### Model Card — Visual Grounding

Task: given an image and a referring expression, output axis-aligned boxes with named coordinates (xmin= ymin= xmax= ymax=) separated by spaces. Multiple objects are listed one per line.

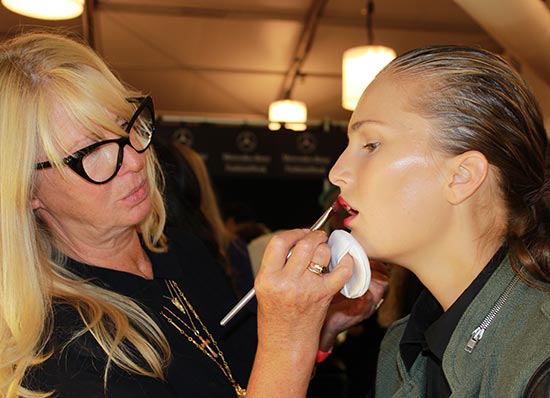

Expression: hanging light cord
xmin=366 ymin=0 xmax=374 ymax=45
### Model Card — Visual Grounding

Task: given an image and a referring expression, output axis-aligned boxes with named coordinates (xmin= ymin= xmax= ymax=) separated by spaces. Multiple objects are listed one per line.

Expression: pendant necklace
xmin=160 ymin=279 xmax=246 ymax=398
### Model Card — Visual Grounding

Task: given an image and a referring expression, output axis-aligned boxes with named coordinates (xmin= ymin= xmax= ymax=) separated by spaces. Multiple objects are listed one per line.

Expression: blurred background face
xmin=329 ymin=73 xmax=454 ymax=267
xmin=32 ymin=107 xmax=152 ymax=237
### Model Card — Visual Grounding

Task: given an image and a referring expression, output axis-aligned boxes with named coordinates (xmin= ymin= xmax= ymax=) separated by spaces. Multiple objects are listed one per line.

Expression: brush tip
xmin=332 ymin=197 xmax=342 ymax=211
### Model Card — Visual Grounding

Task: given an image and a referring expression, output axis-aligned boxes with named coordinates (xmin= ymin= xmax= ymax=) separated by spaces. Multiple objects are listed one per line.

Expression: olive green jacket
xmin=375 ymin=257 xmax=550 ymax=397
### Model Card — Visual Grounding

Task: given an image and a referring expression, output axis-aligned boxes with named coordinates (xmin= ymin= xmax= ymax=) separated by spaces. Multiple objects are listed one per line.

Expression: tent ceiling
xmin=1 ymin=0 xmax=548 ymax=123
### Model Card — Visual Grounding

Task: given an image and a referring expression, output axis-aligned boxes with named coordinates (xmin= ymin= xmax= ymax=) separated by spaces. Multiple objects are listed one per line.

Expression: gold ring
xmin=307 ymin=261 xmax=327 ymax=276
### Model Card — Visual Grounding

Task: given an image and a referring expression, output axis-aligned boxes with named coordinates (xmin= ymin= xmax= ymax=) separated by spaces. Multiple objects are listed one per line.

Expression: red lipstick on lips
xmin=337 ymin=195 xmax=359 ymax=228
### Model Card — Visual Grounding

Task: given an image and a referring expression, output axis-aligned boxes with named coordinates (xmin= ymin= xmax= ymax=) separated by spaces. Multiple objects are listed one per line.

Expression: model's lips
xmin=337 ymin=195 xmax=359 ymax=215
xmin=337 ymin=195 xmax=359 ymax=227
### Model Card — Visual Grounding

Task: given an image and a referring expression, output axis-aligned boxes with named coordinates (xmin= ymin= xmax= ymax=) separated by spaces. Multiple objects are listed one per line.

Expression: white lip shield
xmin=327 ymin=230 xmax=371 ymax=298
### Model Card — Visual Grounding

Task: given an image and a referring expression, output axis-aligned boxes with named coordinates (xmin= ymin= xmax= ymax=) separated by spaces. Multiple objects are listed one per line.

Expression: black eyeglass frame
xmin=36 ymin=96 xmax=155 ymax=184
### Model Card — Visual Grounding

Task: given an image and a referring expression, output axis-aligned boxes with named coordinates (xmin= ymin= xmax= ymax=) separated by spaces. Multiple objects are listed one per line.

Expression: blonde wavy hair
xmin=0 ymin=32 xmax=170 ymax=398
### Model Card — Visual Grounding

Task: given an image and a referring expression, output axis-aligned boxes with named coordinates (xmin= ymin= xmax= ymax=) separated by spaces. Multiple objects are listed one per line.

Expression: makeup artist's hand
xmin=319 ymin=260 xmax=389 ymax=351
xmin=248 ymin=229 xmax=353 ymax=397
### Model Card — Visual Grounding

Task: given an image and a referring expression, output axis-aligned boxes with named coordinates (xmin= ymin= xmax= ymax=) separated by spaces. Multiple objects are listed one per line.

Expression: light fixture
xmin=342 ymin=45 xmax=396 ymax=111
xmin=268 ymin=99 xmax=307 ymax=132
xmin=2 ymin=0 xmax=84 ymax=20
xmin=341 ymin=0 xmax=396 ymax=111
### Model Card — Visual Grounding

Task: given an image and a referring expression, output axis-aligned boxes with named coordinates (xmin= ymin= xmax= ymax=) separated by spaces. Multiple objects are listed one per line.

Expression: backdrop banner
xmin=157 ymin=122 xmax=348 ymax=179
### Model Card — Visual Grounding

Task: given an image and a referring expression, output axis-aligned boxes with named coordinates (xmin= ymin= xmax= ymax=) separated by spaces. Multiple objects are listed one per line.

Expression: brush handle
xmin=219 ymin=287 xmax=256 ymax=326
xmin=219 ymin=202 xmax=338 ymax=326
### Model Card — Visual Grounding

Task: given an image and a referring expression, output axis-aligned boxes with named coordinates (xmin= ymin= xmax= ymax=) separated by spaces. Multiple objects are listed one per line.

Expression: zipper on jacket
xmin=464 ymin=274 xmax=520 ymax=353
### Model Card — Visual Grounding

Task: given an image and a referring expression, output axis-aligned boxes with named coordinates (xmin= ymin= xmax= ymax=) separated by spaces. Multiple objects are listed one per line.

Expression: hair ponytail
xmin=508 ymin=182 xmax=550 ymax=286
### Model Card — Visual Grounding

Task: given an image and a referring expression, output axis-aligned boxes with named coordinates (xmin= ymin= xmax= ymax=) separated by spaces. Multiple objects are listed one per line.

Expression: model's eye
xmin=363 ymin=142 xmax=380 ymax=152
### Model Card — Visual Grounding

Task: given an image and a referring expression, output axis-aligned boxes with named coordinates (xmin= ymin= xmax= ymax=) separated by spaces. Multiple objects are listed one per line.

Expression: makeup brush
xmin=220 ymin=200 xmax=341 ymax=326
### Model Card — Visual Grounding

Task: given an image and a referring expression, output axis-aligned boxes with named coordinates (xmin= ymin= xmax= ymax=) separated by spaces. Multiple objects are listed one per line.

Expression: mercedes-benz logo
xmin=172 ymin=128 xmax=194 ymax=146
xmin=296 ymin=133 xmax=317 ymax=154
xmin=236 ymin=130 xmax=258 ymax=153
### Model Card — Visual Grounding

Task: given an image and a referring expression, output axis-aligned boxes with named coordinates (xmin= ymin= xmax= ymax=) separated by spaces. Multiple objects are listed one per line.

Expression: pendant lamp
xmin=268 ymin=99 xmax=307 ymax=132
xmin=341 ymin=0 xmax=396 ymax=111
xmin=2 ymin=0 xmax=84 ymax=20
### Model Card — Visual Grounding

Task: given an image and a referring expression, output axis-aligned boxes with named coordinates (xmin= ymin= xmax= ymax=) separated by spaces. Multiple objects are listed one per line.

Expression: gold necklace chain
xmin=160 ymin=279 xmax=247 ymax=398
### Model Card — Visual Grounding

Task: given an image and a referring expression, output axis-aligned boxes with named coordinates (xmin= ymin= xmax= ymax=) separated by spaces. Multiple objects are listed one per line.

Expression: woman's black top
xmin=25 ymin=229 xmax=257 ymax=398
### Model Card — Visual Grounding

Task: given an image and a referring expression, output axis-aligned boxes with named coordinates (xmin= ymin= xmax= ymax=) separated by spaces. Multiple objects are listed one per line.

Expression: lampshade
xmin=2 ymin=0 xmax=84 ymax=20
xmin=268 ymin=99 xmax=307 ymax=132
xmin=342 ymin=45 xmax=396 ymax=111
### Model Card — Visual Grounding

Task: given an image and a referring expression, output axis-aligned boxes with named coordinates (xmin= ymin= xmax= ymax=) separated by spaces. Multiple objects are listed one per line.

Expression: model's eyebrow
xmin=349 ymin=119 xmax=387 ymax=132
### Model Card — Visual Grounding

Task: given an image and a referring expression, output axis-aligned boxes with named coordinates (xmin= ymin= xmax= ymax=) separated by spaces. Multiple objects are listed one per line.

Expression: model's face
xmin=329 ymin=73 xmax=453 ymax=266
xmin=32 ymin=108 xmax=152 ymax=238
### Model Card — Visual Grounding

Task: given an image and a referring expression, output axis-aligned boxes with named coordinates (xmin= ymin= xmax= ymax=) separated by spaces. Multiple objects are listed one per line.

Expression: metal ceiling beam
xmin=95 ymin=1 xmax=485 ymax=33
xmin=96 ymin=2 xmax=308 ymax=21
xmin=278 ymin=0 xmax=328 ymax=100
xmin=82 ymin=0 xmax=97 ymax=49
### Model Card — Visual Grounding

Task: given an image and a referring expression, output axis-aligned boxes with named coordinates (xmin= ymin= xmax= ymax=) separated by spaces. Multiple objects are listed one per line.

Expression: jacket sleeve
xmin=524 ymin=357 xmax=550 ymax=398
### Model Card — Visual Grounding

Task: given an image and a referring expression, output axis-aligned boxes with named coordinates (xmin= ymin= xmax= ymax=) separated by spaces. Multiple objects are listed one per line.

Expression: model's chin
xmin=348 ymin=229 xmax=370 ymax=254
xmin=343 ymin=213 xmax=359 ymax=228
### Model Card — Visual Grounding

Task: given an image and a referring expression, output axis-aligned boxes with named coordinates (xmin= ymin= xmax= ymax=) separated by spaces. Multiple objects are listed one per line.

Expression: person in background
xmin=248 ymin=230 xmax=277 ymax=277
xmin=156 ymin=139 xmax=255 ymax=299
xmin=255 ymin=44 xmax=550 ymax=397
xmin=223 ymin=201 xmax=270 ymax=244
xmin=1 ymin=31 xmax=384 ymax=398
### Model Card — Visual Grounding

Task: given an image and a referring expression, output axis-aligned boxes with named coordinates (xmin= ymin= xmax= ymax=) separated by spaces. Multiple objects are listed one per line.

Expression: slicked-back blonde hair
xmin=0 ymin=32 xmax=170 ymax=398
xmin=380 ymin=45 xmax=549 ymax=286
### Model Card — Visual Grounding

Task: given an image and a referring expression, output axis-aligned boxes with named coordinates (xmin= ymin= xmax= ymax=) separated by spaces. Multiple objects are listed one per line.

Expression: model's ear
xmin=445 ymin=151 xmax=489 ymax=205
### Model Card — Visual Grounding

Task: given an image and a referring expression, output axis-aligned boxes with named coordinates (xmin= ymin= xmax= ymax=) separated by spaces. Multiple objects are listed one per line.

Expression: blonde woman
xmin=1 ymin=32 xmax=379 ymax=398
